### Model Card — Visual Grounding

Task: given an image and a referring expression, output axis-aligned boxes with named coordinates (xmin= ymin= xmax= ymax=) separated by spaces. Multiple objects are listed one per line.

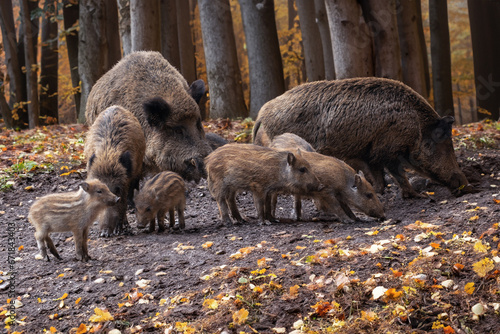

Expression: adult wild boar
xmin=85 ymin=51 xmax=212 ymax=182
xmin=254 ymin=78 xmax=470 ymax=198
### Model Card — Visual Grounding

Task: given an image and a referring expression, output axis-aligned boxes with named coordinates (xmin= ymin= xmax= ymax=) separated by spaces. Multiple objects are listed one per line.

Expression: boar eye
xmin=366 ymin=193 xmax=373 ymax=199
xmin=146 ymin=207 xmax=151 ymax=212
xmin=298 ymin=167 xmax=307 ymax=173
xmin=175 ymin=127 xmax=184 ymax=135
xmin=96 ymin=189 xmax=102 ymax=194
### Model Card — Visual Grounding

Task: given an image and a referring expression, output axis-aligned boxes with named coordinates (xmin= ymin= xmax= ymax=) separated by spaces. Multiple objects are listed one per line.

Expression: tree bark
xmin=315 ymin=0 xmax=335 ymax=80
xmin=106 ymin=0 xmax=122 ymax=64
xmin=325 ymin=0 xmax=373 ymax=79
xmin=429 ymin=0 xmax=454 ymax=117
xmin=20 ymin=0 xmax=40 ymax=128
xmin=396 ymin=0 xmax=429 ymax=98
xmin=63 ymin=0 xmax=81 ymax=114
xmin=467 ymin=0 xmax=500 ymax=121
xmin=198 ymin=0 xmax=247 ymax=119
xmin=117 ymin=0 xmax=132 ymax=56
xmin=239 ymin=0 xmax=285 ymax=118
xmin=40 ymin=1 xmax=59 ymax=124
xmin=131 ymin=0 xmax=161 ymax=52
xmin=360 ymin=0 xmax=402 ymax=80
xmin=160 ymin=0 xmax=180 ymax=68
xmin=176 ymin=0 xmax=197 ymax=83
xmin=288 ymin=0 xmax=296 ymax=29
xmin=296 ymin=0 xmax=324 ymax=82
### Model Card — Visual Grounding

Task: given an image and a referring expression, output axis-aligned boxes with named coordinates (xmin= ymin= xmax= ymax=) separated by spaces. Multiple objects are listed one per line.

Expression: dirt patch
xmin=1 ymin=124 xmax=500 ymax=334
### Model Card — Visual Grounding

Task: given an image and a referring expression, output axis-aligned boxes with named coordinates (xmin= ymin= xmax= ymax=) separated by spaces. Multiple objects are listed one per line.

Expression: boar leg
xmin=386 ymin=163 xmax=425 ymax=198
xmin=35 ymin=231 xmax=49 ymax=261
xmin=177 ymin=207 xmax=185 ymax=230
xmin=227 ymin=190 xmax=246 ymax=224
xmin=263 ymin=193 xmax=279 ymax=223
xmin=73 ymin=230 xmax=85 ymax=261
xmin=45 ymin=236 xmax=62 ymax=260
xmin=293 ymin=195 xmax=302 ymax=221
xmin=168 ymin=209 xmax=176 ymax=230
xmin=81 ymin=227 xmax=91 ymax=261
xmin=149 ymin=219 xmax=156 ymax=233
xmin=270 ymin=193 xmax=278 ymax=218
xmin=215 ymin=193 xmax=232 ymax=225
xmin=156 ymin=210 xmax=166 ymax=232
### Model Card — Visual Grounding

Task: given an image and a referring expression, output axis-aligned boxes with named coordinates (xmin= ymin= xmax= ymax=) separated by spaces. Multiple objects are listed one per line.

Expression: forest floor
xmin=1 ymin=119 xmax=499 ymax=334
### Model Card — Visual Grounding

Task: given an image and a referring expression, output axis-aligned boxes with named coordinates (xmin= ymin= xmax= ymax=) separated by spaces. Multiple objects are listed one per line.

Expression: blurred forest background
xmin=0 ymin=0 xmax=499 ymax=130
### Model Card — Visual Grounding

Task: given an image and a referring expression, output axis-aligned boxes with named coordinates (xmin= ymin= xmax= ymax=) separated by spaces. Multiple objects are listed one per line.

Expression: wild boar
xmin=205 ymin=143 xmax=322 ymax=225
xmin=85 ymin=51 xmax=212 ymax=182
xmin=253 ymin=77 xmax=470 ymax=198
xmin=28 ymin=179 xmax=119 ymax=262
xmin=134 ymin=171 xmax=186 ymax=233
xmin=84 ymin=105 xmax=146 ymax=236
xmin=270 ymin=133 xmax=385 ymax=222
xmin=205 ymin=132 xmax=228 ymax=150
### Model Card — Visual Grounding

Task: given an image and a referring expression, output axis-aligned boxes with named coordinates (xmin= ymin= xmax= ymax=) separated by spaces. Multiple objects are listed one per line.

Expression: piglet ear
xmin=189 ymin=79 xmax=206 ymax=104
xmin=287 ymin=152 xmax=296 ymax=166
xmin=81 ymin=182 xmax=90 ymax=193
xmin=144 ymin=97 xmax=171 ymax=126
xmin=354 ymin=173 xmax=362 ymax=188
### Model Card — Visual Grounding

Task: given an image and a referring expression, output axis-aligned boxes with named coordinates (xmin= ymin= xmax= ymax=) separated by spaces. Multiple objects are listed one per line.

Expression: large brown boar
xmin=85 ymin=105 xmax=146 ymax=236
xmin=269 ymin=133 xmax=385 ymax=222
xmin=254 ymin=77 xmax=470 ymax=198
xmin=28 ymin=179 xmax=119 ymax=262
xmin=205 ymin=143 xmax=322 ymax=225
xmin=85 ymin=51 xmax=212 ymax=182
xmin=134 ymin=171 xmax=186 ymax=233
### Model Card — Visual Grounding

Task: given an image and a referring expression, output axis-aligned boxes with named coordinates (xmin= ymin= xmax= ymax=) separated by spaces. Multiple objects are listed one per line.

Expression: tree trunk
xmin=315 ymin=0 xmax=335 ymax=80
xmin=106 ymin=0 xmax=122 ymax=65
xmin=176 ymin=0 xmax=196 ymax=83
xmin=160 ymin=0 xmax=180 ymax=68
xmin=20 ymin=0 xmax=40 ymax=128
xmin=0 ymin=75 xmax=13 ymax=128
xmin=467 ymin=0 xmax=500 ymax=121
xmin=198 ymin=0 xmax=247 ymax=119
xmin=63 ymin=0 xmax=81 ymax=114
xmin=40 ymin=1 xmax=59 ymax=124
xmin=325 ymin=0 xmax=373 ymax=79
xmin=296 ymin=0 xmax=324 ymax=82
xmin=0 ymin=0 xmax=25 ymax=128
xmin=360 ymin=0 xmax=402 ymax=80
xmin=131 ymin=0 xmax=161 ymax=52
xmin=396 ymin=0 xmax=429 ymax=98
xmin=239 ymin=0 xmax=285 ymax=118
xmin=288 ymin=0 xmax=296 ymax=29
xmin=117 ymin=0 xmax=132 ymax=56
xmin=429 ymin=0 xmax=454 ymax=117
xmin=79 ymin=0 xmax=119 ymax=123
xmin=416 ymin=1 xmax=430 ymax=96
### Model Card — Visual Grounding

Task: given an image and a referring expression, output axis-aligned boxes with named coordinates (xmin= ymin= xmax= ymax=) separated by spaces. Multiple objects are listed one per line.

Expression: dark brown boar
xmin=205 ymin=143 xmax=322 ymax=225
xmin=84 ymin=105 xmax=146 ymax=236
xmin=85 ymin=51 xmax=212 ymax=182
xmin=254 ymin=77 xmax=471 ymax=198
xmin=28 ymin=179 xmax=119 ymax=262
xmin=134 ymin=171 xmax=186 ymax=233
xmin=270 ymin=133 xmax=385 ymax=222
xmin=205 ymin=132 xmax=228 ymax=150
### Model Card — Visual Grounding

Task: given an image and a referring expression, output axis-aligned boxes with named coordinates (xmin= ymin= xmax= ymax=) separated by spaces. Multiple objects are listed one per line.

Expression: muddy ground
xmin=1 ymin=125 xmax=500 ymax=334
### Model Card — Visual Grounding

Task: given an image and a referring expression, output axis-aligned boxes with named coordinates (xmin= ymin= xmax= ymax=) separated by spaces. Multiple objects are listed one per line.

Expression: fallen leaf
xmin=202 ymin=241 xmax=213 ymax=249
xmin=385 ymin=288 xmax=403 ymax=300
xmin=257 ymin=257 xmax=267 ymax=267
xmin=464 ymin=282 xmax=475 ymax=295
xmin=89 ymin=308 xmax=114 ymax=322
xmin=310 ymin=300 xmax=333 ymax=317
xmin=203 ymin=299 xmax=218 ymax=310
xmin=372 ymin=286 xmax=388 ymax=300
xmin=296 ymin=246 xmax=306 ymax=250
xmin=365 ymin=230 xmax=379 ymax=236
xmin=443 ymin=325 xmax=455 ymax=334
xmin=75 ymin=323 xmax=87 ymax=334
xmin=473 ymin=240 xmax=489 ymax=253
xmin=18 ymin=245 xmax=24 ymax=251
xmin=232 ymin=308 xmax=249 ymax=325
xmin=289 ymin=285 xmax=299 ymax=296
xmin=472 ymin=258 xmax=495 ymax=277
xmin=361 ymin=310 xmax=378 ymax=321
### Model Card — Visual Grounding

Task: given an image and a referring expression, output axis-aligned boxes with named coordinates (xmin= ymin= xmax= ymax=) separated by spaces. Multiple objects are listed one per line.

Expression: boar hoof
xmin=402 ymin=189 xmax=427 ymax=199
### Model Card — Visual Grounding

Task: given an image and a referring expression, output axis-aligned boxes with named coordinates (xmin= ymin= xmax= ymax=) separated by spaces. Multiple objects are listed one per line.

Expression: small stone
xmin=441 ymin=279 xmax=454 ymax=289
xmin=472 ymin=303 xmax=486 ymax=315
xmin=94 ymin=278 xmax=105 ymax=284
xmin=135 ymin=269 xmax=144 ymax=276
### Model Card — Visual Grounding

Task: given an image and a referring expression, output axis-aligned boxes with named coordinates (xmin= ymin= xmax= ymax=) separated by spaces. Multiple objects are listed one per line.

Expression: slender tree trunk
xmin=0 ymin=0 xmax=25 ymax=128
xmin=467 ymin=0 xmax=500 ymax=121
xmin=131 ymin=0 xmax=161 ymax=52
xmin=296 ymin=0 xmax=324 ymax=82
xmin=198 ymin=0 xmax=247 ymax=119
xmin=360 ymin=0 xmax=402 ymax=80
xmin=239 ymin=0 xmax=285 ymax=118
xmin=315 ymin=0 xmax=335 ymax=80
xmin=416 ymin=1 xmax=430 ymax=95
xmin=106 ymin=0 xmax=122 ymax=64
xmin=429 ymin=0 xmax=454 ymax=117
xmin=40 ymin=1 xmax=59 ymax=124
xmin=160 ymin=0 xmax=180 ymax=68
xmin=0 ymin=75 xmax=13 ymax=128
xmin=396 ymin=0 xmax=428 ymax=98
xmin=176 ymin=0 xmax=196 ymax=83
xmin=63 ymin=0 xmax=80 ymax=114
xmin=117 ymin=0 xmax=132 ymax=56
xmin=20 ymin=0 xmax=40 ymax=128
xmin=325 ymin=0 xmax=373 ymax=78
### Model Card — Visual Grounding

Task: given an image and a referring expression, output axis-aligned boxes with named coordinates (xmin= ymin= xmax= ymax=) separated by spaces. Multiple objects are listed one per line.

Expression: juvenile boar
xmin=85 ymin=105 xmax=145 ymax=236
xmin=270 ymin=133 xmax=385 ymax=222
xmin=85 ymin=51 xmax=212 ymax=182
xmin=134 ymin=171 xmax=186 ymax=233
xmin=205 ymin=143 xmax=322 ymax=225
xmin=205 ymin=132 xmax=228 ymax=150
xmin=254 ymin=77 xmax=470 ymax=198
xmin=28 ymin=179 xmax=119 ymax=262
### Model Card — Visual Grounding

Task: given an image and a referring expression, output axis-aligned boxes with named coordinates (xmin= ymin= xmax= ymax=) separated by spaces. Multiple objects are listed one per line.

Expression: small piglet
xmin=134 ymin=171 xmax=186 ymax=232
xmin=205 ymin=143 xmax=322 ymax=225
xmin=28 ymin=180 xmax=119 ymax=262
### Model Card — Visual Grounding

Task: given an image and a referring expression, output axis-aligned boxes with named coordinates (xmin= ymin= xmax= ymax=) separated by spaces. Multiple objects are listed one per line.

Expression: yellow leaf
xmin=239 ymin=247 xmax=255 ymax=254
xmin=289 ymin=285 xmax=299 ymax=296
xmin=253 ymin=286 xmax=263 ymax=293
xmin=432 ymin=321 xmax=445 ymax=329
xmin=430 ymin=242 xmax=441 ymax=249
xmin=385 ymin=288 xmax=403 ymax=300
xmin=75 ymin=297 xmax=81 ymax=305
xmin=50 ymin=327 xmax=57 ymax=333
xmin=58 ymin=274 xmax=64 ymax=278
xmin=296 ymin=246 xmax=306 ymax=250
xmin=473 ymin=240 xmax=489 ymax=253
xmin=89 ymin=307 xmax=114 ymax=322
xmin=232 ymin=308 xmax=249 ymax=325
xmin=54 ymin=293 xmax=68 ymax=300
xmin=159 ymin=298 xmax=168 ymax=306
xmin=202 ymin=241 xmax=213 ymax=249
xmin=472 ymin=258 xmax=495 ymax=277
xmin=469 ymin=215 xmax=479 ymax=221
xmin=257 ymin=257 xmax=267 ymax=267
xmin=464 ymin=282 xmax=475 ymax=295
xmin=365 ymin=230 xmax=379 ymax=236
xmin=18 ymin=245 xmax=24 ymax=251
xmin=75 ymin=323 xmax=87 ymax=334
xmin=310 ymin=300 xmax=333 ymax=317
xmin=361 ymin=310 xmax=378 ymax=321
xmin=203 ymin=299 xmax=218 ymax=310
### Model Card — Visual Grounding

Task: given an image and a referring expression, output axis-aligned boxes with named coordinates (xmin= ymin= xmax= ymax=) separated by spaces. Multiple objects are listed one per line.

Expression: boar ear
xmin=354 ymin=173 xmax=362 ymax=189
xmin=144 ymin=97 xmax=171 ymax=126
xmin=88 ymin=153 xmax=96 ymax=169
xmin=287 ymin=152 xmax=296 ymax=166
xmin=119 ymin=151 xmax=133 ymax=177
xmin=189 ymin=79 xmax=206 ymax=104
xmin=296 ymin=148 xmax=302 ymax=157
xmin=81 ymin=182 xmax=90 ymax=193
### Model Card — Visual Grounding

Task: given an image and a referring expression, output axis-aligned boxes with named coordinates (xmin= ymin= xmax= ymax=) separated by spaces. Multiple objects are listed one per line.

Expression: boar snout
xmin=448 ymin=171 xmax=470 ymax=196
xmin=182 ymin=157 xmax=206 ymax=182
